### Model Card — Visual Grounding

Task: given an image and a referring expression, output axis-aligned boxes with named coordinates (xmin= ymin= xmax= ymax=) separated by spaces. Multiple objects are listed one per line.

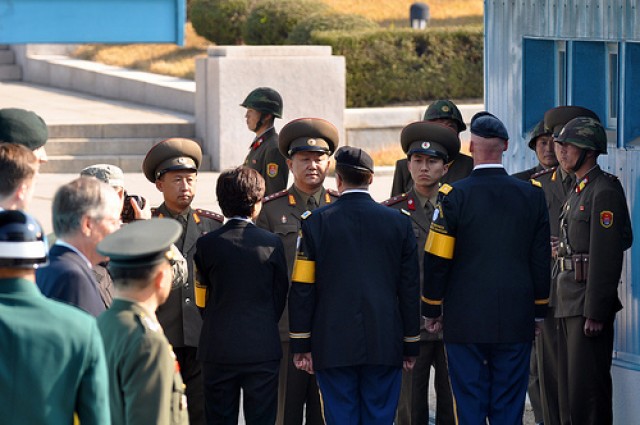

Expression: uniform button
xmin=184 ymin=283 xmax=189 ymax=289
xmin=185 ymin=298 xmax=191 ymax=304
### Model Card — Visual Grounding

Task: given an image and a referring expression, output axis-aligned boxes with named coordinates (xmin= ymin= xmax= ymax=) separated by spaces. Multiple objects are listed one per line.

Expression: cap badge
xmin=307 ymin=138 xmax=317 ymax=146
xmin=177 ymin=157 xmax=186 ymax=164
xmin=421 ymin=142 xmax=431 ymax=150
xmin=442 ymin=105 xmax=450 ymax=113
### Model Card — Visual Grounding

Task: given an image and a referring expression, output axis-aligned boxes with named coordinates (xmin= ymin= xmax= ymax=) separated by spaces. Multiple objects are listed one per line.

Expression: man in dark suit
xmin=289 ymin=146 xmax=420 ymax=425
xmin=143 ymin=137 xmax=224 ymax=425
xmin=383 ymin=121 xmax=459 ymax=425
xmin=242 ymin=87 xmax=288 ymax=195
xmin=37 ymin=177 xmax=122 ymax=317
xmin=257 ymin=117 xmax=339 ymax=425
xmin=194 ymin=167 xmax=289 ymax=425
xmin=0 ymin=210 xmax=110 ymax=425
xmin=391 ymin=100 xmax=473 ymax=196
xmin=422 ymin=112 xmax=550 ymax=424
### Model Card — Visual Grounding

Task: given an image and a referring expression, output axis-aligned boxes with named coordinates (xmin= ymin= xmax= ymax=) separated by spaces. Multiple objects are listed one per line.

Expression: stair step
xmin=0 ymin=50 xmax=15 ymax=64
xmin=0 ymin=64 xmax=21 ymax=81
xmin=40 ymin=154 xmax=211 ymax=173
xmin=47 ymin=122 xmax=195 ymax=139
xmin=46 ymin=138 xmax=163 ymax=156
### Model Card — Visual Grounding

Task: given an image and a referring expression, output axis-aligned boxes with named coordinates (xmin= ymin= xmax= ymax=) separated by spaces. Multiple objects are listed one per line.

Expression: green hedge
xmin=189 ymin=0 xmax=251 ymax=45
xmin=243 ymin=0 xmax=326 ymax=45
xmin=311 ymin=27 xmax=484 ymax=107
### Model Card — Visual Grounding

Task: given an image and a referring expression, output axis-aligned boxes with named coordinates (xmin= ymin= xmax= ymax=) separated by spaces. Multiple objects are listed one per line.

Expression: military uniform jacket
xmin=422 ymin=167 xmax=551 ymax=344
xmin=390 ymin=153 xmax=474 ymax=196
xmin=0 ymin=278 xmax=110 ymax=424
xmin=244 ymin=127 xmax=288 ymax=195
xmin=256 ymin=185 xmax=339 ymax=341
xmin=555 ymin=165 xmax=632 ymax=320
xmin=289 ymin=192 xmax=421 ymax=370
xmin=512 ymin=163 xmax=545 ymax=181
xmin=382 ymin=188 xmax=441 ymax=342
xmin=36 ymin=244 xmax=106 ymax=317
xmin=98 ymin=299 xmax=188 ymax=425
xmin=153 ymin=203 xmax=223 ymax=347
xmin=194 ymin=219 xmax=289 ymax=364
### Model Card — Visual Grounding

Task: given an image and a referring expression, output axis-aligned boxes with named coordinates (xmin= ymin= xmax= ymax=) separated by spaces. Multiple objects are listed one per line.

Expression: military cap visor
xmin=98 ymin=218 xmax=182 ymax=269
xmin=142 ymin=138 xmax=202 ymax=182
xmin=544 ymin=106 xmax=600 ymax=137
xmin=0 ymin=108 xmax=48 ymax=150
xmin=279 ymin=118 xmax=339 ymax=158
xmin=335 ymin=146 xmax=374 ymax=173
xmin=401 ymin=121 xmax=460 ymax=163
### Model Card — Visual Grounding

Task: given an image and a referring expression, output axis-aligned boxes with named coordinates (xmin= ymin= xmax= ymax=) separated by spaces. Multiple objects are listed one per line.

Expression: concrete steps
xmin=41 ymin=122 xmax=211 ymax=173
xmin=0 ymin=46 xmax=21 ymax=80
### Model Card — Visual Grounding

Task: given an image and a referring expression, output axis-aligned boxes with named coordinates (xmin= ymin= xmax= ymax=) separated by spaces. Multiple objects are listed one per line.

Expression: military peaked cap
xmin=401 ymin=121 xmax=460 ymax=163
xmin=142 ymin=138 xmax=202 ymax=183
xmin=278 ymin=117 xmax=339 ymax=158
xmin=544 ymin=106 xmax=600 ymax=136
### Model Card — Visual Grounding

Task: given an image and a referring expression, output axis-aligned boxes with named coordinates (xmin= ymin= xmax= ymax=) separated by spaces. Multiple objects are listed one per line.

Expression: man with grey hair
xmin=37 ymin=177 xmax=122 ymax=316
xmin=0 ymin=142 xmax=39 ymax=211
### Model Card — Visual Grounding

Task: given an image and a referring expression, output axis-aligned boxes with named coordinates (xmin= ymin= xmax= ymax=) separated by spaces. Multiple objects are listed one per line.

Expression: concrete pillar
xmin=195 ymin=45 xmax=345 ymax=170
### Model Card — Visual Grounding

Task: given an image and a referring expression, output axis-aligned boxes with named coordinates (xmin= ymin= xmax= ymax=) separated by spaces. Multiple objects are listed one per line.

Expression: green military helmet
xmin=527 ymin=120 xmax=552 ymax=150
xmin=544 ymin=106 xmax=600 ymax=137
xmin=240 ymin=87 xmax=283 ymax=118
xmin=556 ymin=117 xmax=607 ymax=154
xmin=423 ymin=100 xmax=467 ymax=133
xmin=0 ymin=108 xmax=48 ymax=150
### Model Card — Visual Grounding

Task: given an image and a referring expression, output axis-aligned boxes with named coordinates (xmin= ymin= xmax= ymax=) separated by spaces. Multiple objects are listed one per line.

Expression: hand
xmin=534 ymin=320 xmax=544 ymax=337
xmin=403 ymin=357 xmax=417 ymax=372
xmin=132 ymin=197 xmax=152 ymax=220
xmin=424 ymin=316 xmax=443 ymax=334
xmin=293 ymin=352 xmax=315 ymax=375
xmin=584 ymin=318 xmax=604 ymax=337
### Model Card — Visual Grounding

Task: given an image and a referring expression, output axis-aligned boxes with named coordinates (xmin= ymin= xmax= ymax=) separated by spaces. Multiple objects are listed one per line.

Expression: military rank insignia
xmin=600 ymin=210 xmax=614 ymax=228
xmin=267 ymin=163 xmax=278 ymax=177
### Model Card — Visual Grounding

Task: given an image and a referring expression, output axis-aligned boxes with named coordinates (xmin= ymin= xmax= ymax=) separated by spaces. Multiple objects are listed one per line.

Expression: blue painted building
xmin=484 ymin=0 xmax=639 ymax=421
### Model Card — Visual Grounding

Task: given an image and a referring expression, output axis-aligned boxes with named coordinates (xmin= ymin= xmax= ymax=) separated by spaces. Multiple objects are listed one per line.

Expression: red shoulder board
xmin=263 ymin=189 xmax=289 ymax=203
xmin=530 ymin=166 xmax=556 ymax=179
xmin=326 ymin=188 xmax=340 ymax=198
xmin=195 ymin=209 xmax=224 ymax=223
xmin=381 ymin=193 xmax=408 ymax=206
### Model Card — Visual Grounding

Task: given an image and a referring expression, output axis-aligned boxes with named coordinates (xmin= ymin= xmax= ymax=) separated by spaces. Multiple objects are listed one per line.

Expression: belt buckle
xmin=560 ymin=257 xmax=566 ymax=272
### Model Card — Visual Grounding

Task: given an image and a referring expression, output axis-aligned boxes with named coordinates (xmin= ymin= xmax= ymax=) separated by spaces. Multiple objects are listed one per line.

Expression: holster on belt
xmin=559 ymin=254 xmax=589 ymax=283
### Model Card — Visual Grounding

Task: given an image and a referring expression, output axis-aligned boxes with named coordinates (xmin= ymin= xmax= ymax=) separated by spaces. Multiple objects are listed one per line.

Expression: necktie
xmin=176 ymin=215 xmax=188 ymax=251
xmin=563 ymin=175 xmax=574 ymax=195
xmin=424 ymin=201 xmax=434 ymax=219
xmin=307 ymin=196 xmax=318 ymax=211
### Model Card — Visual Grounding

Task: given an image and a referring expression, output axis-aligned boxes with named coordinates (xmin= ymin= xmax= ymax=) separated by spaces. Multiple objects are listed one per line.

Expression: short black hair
xmin=335 ymin=164 xmax=371 ymax=187
xmin=216 ymin=167 xmax=265 ymax=218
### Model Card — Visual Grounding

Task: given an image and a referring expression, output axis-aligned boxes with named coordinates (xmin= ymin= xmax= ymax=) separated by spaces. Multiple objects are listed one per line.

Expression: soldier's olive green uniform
xmin=98 ymin=299 xmax=189 ymax=425
xmin=244 ymin=127 xmax=288 ymax=196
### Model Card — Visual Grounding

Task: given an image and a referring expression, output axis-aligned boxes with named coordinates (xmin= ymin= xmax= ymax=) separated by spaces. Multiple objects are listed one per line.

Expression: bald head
xmin=469 ymin=134 xmax=508 ymax=165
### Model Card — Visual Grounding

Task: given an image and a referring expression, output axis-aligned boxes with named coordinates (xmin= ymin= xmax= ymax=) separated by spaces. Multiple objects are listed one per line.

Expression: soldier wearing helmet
xmin=241 ymin=87 xmax=289 ymax=196
xmin=0 ymin=210 xmax=110 ymax=424
xmin=554 ymin=117 xmax=632 ymax=424
xmin=512 ymin=120 xmax=557 ymax=181
xmin=391 ymin=99 xmax=473 ymax=196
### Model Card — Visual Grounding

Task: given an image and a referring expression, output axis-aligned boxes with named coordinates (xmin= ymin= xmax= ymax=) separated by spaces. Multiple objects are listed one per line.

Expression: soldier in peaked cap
xmin=97 ymin=219 xmax=189 ymax=425
xmin=512 ymin=120 xmax=557 ymax=181
xmin=256 ymin=117 xmax=340 ymax=425
xmin=391 ymin=100 xmax=474 ymax=196
xmin=383 ymin=121 xmax=458 ymax=425
xmin=0 ymin=108 xmax=49 ymax=163
xmin=553 ymin=117 xmax=632 ymax=425
xmin=242 ymin=87 xmax=288 ymax=195
xmin=143 ymin=137 xmax=223 ymax=425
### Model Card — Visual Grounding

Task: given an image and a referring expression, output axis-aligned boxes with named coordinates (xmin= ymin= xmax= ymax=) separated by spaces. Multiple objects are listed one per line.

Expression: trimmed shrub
xmin=311 ymin=27 xmax=484 ymax=107
xmin=287 ymin=12 xmax=379 ymax=45
xmin=190 ymin=0 xmax=251 ymax=45
xmin=243 ymin=0 xmax=327 ymax=45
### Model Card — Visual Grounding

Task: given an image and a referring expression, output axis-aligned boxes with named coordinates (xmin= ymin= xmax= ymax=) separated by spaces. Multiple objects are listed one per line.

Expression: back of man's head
xmin=334 ymin=147 xmax=374 ymax=188
xmin=0 ymin=143 xmax=38 ymax=208
xmin=52 ymin=177 xmax=116 ymax=238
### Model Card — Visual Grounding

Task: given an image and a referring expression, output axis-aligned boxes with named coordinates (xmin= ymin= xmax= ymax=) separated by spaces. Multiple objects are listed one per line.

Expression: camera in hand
xmin=121 ymin=191 xmax=147 ymax=223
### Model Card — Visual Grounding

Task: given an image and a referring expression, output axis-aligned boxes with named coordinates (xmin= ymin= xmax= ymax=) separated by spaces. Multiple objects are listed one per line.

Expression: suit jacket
xmin=0 ymin=278 xmax=110 ymax=424
xmin=98 ymin=299 xmax=189 ymax=425
xmin=422 ymin=167 xmax=551 ymax=344
xmin=245 ymin=127 xmax=288 ymax=196
xmin=36 ymin=244 xmax=106 ymax=317
xmin=289 ymin=192 xmax=420 ymax=370
xmin=390 ymin=153 xmax=474 ymax=196
xmin=153 ymin=204 xmax=223 ymax=347
xmin=512 ymin=163 xmax=544 ymax=181
xmin=194 ymin=219 xmax=288 ymax=364
xmin=256 ymin=185 xmax=339 ymax=341
xmin=555 ymin=165 xmax=633 ymax=320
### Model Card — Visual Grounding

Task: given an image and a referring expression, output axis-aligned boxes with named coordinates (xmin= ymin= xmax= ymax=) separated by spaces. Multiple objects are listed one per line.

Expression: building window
xmin=607 ymin=43 xmax=619 ymax=128
xmin=557 ymin=41 xmax=567 ymax=106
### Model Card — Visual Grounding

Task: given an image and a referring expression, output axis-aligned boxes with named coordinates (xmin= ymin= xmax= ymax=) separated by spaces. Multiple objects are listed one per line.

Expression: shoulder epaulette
xmin=602 ymin=171 xmax=620 ymax=181
xmin=326 ymin=188 xmax=340 ymax=198
xmin=382 ymin=193 xmax=407 ymax=206
xmin=530 ymin=179 xmax=542 ymax=188
xmin=531 ymin=166 xmax=556 ymax=179
xmin=301 ymin=211 xmax=312 ymax=220
xmin=439 ymin=184 xmax=453 ymax=195
xmin=195 ymin=209 xmax=224 ymax=223
xmin=263 ymin=189 xmax=289 ymax=203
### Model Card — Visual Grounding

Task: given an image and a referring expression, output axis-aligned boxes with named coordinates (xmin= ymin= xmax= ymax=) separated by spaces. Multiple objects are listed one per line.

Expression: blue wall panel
xmin=523 ymin=38 xmax=556 ymax=134
xmin=0 ymin=0 xmax=185 ymax=45
xmin=571 ymin=41 xmax=607 ymax=122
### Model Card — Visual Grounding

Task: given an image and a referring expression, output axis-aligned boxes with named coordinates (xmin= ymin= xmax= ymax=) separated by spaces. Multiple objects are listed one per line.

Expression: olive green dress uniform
xmin=98 ymin=300 xmax=189 ymax=425
xmin=245 ymin=127 xmax=289 ymax=196
xmin=256 ymin=117 xmax=340 ymax=425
